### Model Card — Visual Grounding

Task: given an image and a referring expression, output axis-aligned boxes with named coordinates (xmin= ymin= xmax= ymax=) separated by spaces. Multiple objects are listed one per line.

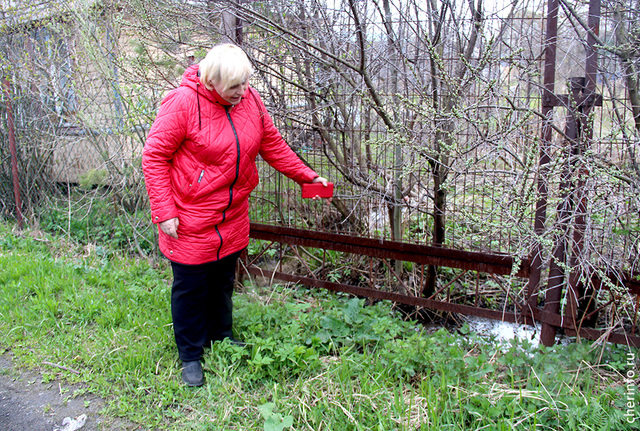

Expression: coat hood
xmin=180 ymin=64 xmax=245 ymax=107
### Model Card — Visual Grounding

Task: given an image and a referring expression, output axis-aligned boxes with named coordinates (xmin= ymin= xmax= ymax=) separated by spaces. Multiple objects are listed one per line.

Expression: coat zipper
xmin=214 ymin=105 xmax=241 ymax=260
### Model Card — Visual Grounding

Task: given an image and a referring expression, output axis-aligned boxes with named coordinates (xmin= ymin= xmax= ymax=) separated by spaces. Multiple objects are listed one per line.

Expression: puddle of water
xmin=469 ymin=317 xmax=537 ymax=343
xmin=464 ymin=316 xmax=571 ymax=348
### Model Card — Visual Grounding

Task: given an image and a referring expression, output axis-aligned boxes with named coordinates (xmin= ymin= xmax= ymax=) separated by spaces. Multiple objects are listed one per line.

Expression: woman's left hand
xmin=311 ymin=176 xmax=332 ymax=203
xmin=312 ymin=176 xmax=329 ymax=186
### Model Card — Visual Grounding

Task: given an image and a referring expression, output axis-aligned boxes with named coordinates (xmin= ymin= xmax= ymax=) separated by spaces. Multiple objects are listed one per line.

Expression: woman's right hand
xmin=159 ymin=217 xmax=180 ymax=239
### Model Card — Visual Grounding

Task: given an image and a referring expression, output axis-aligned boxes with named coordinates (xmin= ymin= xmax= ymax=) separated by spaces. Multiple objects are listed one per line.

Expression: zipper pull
xmin=198 ymin=170 xmax=205 ymax=183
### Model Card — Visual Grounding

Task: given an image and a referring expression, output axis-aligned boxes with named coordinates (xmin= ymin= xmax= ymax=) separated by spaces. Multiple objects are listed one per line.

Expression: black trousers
xmin=170 ymin=251 xmax=241 ymax=362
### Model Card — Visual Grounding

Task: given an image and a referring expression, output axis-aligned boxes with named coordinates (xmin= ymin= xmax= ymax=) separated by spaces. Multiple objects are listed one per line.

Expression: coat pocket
xmin=175 ymin=167 xmax=205 ymax=203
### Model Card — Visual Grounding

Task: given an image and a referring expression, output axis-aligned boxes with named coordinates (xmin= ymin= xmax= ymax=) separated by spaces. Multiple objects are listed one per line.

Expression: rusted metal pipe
xmin=564 ymin=77 xmax=591 ymax=330
xmin=250 ymin=223 xmax=530 ymax=277
xmin=532 ymin=0 xmax=560 ymax=345
xmin=529 ymin=0 xmax=559 ymax=319
xmin=540 ymin=77 xmax=585 ymax=346
xmin=565 ymin=0 xmax=602 ymax=334
xmin=584 ymin=0 xmax=601 ymax=92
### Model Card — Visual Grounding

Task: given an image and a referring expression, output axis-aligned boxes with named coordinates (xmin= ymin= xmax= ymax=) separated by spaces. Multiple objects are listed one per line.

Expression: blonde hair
xmin=198 ymin=44 xmax=253 ymax=92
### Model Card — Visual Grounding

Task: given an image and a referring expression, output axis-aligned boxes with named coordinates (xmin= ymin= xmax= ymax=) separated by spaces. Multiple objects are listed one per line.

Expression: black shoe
xmin=181 ymin=360 xmax=204 ymax=387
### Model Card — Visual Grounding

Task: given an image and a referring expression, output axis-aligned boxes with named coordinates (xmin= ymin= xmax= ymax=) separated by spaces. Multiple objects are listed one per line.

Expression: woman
xmin=142 ymin=43 xmax=329 ymax=387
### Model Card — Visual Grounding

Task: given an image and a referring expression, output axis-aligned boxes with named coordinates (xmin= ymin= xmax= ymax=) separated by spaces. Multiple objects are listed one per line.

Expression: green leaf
xmin=343 ymin=297 xmax=363 ymax=324
xmin=259 ymin=403 xmax=293 ymax=431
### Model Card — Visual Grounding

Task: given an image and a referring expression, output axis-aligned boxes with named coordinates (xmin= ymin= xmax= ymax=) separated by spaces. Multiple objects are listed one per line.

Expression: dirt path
xmin=0 ymin=353 xmax=140 ymax=431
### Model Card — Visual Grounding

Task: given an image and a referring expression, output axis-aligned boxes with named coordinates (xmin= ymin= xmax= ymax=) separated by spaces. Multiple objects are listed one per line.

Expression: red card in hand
xmin=302 ymin=182 xmax=334 ymax=198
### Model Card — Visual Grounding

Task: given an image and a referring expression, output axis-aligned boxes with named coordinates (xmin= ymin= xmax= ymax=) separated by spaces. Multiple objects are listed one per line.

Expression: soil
xmin=0 ymin=353 xmax=142 ymax=431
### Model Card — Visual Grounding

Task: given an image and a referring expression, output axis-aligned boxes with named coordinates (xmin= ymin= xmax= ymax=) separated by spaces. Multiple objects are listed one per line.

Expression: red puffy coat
xmin=143 ymin=65 xmax=318 ymax=265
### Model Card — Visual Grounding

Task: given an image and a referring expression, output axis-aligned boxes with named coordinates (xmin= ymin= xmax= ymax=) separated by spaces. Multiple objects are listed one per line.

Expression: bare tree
xmin=227 ymin=0 xmax=536 ymax=286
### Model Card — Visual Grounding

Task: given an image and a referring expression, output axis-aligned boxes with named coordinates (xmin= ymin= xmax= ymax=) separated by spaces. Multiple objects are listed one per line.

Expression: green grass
xmin=0 ymin=221 xmax=638 ymax=430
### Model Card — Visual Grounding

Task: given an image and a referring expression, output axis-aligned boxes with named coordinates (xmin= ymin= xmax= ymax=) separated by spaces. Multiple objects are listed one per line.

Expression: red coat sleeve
xmin=253 ymin=90 xmax=319 ymax=184
xmin=142 ymin=90 xmax=190 ymax=224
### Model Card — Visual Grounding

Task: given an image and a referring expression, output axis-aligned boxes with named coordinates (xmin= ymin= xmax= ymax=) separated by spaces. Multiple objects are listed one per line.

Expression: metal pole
xmin=565 ymin=0 xmax=601 ymax=331
xmin=3 ymin=78 xmax=23 ymax=229
xmin=541 ymin=78 xmax=584 ymax=346
xmin=531 ymin=0 xmax=559 ymax=343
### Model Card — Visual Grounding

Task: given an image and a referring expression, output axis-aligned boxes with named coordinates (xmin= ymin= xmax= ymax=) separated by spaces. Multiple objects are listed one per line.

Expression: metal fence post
xmin=531 ymin=0 xmax=559 ymax=345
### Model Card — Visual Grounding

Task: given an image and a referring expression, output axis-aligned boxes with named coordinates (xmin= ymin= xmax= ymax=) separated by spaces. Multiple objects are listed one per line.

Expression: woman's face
xmin=213 ymin=79 xmax=249 ymax=105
